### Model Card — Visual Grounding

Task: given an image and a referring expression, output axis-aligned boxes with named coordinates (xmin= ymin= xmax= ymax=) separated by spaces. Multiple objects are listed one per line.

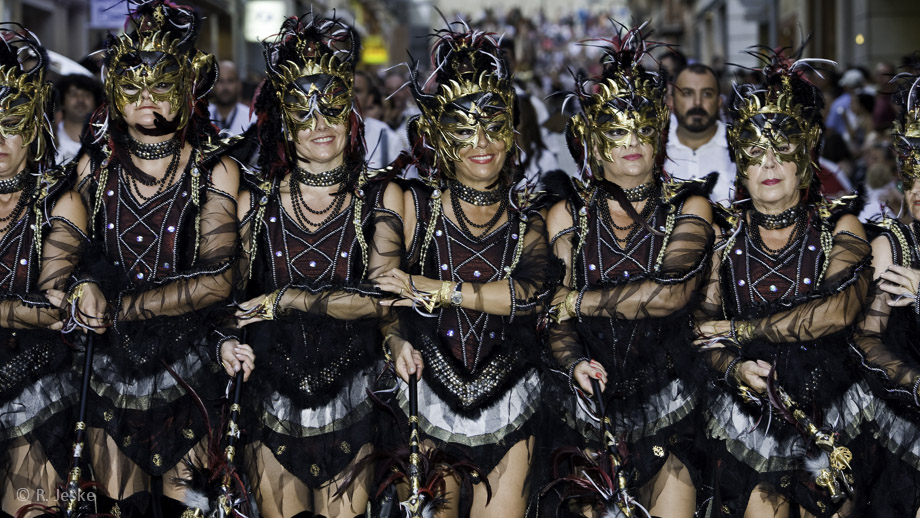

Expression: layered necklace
xmin=289 ymin=163 xmax=350 ymax=230
xmin=448 ymin=179 xmax=507 ymax=239
xmin=125 ymin=135 xmax=183 ymax=202
xmin=599 ymin=181 xmax=659 ymax=243
xmin=749 ymin=205 xmax=806 ymax=255
xmin=0 ymin=170 xmax=34 ymax=234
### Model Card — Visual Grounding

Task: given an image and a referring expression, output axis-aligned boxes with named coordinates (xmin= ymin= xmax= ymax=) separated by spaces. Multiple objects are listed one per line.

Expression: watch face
xmin=450 ymin=290 xmax=463 ymax=306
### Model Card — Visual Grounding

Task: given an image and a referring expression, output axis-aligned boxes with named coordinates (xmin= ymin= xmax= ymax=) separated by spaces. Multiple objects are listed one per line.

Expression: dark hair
xmin=56 ymin=73 xmax=104 ymax=107
xmin=676 ymin=63 xmax=720 ymax=93
xmin=659 ymin=49 xmax=688 ymax=82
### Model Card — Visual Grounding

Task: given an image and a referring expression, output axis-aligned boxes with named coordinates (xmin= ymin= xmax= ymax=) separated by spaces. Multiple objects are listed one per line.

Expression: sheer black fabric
xmin=544 ymin=181 xmax=712 ymax=494
xmin=390 ymin=180 xmax=556 ymax=477
xmin=696 ymin=206 xmax=873 ymax=518
xmin=235 ymin=171 xmax=400 ymax=498
xmin=0 ymin=176 xmax=87 ymax=513
xmin=74 ymin=148 xmax=238 ymax=481
xmin=849 ymin=221 xmax=920 ymax=517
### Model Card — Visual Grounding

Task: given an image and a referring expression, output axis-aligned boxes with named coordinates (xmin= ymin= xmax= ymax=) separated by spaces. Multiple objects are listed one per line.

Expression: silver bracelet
xmin=724 ymin=356 xmax=743 ymax=386
xmin=567 ymin=357 xmax=590 ymax=394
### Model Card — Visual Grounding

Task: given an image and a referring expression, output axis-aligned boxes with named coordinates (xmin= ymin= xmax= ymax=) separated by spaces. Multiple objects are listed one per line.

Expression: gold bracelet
xmin=435 ymin=281 xmax=453 ymax=308
xmin=255 ymin=290 xmax=282 ymax=321
xmin=66 ymin=283 xmax=85 ymax=306
xmin=564 ymin=290 xmax=578 ymax=318
xmin=734 ymin=320 xmax=755 ymax=343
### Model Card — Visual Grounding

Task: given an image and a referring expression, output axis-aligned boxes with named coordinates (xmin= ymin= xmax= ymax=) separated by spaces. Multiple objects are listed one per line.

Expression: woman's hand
xmin=388 ymin=335 xmax=424 ymax=382
xmin=47 ymin=283 xmax=109 ymax=334
xmin=573 ymin=359 xmax=608 ymax=395
xmin=42 ymin=289 xmax=65 ymax=331
xmin=693 ymin=320 xmax=732 ymax=346
xmin=220 ymin=339 xmax=255 ymax=381
xmin=376 ymin=268 xmax=443 ymax=307
xmin=735 ymin=359 xmax=773 ymax=393
xmin=879 ymin=264 xmax=920 ymax=306
xmin=235 ymin=292 xmax=280 ymax=327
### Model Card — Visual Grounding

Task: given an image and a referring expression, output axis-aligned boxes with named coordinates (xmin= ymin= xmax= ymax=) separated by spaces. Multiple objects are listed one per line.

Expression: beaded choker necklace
xmin=750 ymin=205 xmax=803 ymax=230
xmin=449 ymin=179 xmax=504 ymax=206
xmin=0 ymin=169 xmax=31 ymax=195
xmin=292 ymin=163 xmax=350 ymax=187
xmin=127 ymin=135 xmax=180 ymax=160
xmin=601 ymin=181 xmax=657 ymax=202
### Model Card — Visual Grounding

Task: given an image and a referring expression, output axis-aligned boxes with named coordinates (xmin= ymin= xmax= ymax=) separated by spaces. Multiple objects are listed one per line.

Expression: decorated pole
xmin=591 ymin=378 xmax=636 ymax=518
xmin=64 ymin=333 xmax=95 ymax=517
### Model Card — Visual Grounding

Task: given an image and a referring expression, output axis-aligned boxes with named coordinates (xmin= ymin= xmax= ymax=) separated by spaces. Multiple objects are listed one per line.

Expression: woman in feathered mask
xmin=542 ymin=21 xmax=713 ymax=517
xmin=71 ymin=1 xmax=242 ymax=514
xmin=229 ymin=12 xmax=403 ymax=517
xmin=850 ymin=71 xmax=920 ymax=517
xmin=692 ymin=46 xmax=873 ymax=517
xmin=374 ymin=20 xmax=558 ymax=516
xmin=0 ymin=24 xmax=89 ymax=514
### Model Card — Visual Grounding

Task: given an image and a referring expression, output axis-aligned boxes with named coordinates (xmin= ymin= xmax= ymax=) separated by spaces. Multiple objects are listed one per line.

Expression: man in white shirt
xmin=665 ymin=63 xmax=735 ymax=204
xmin=208 ymin=60 xmax=252 ymax=135
xmin=54 ymin=74 xmax=102 ymax=164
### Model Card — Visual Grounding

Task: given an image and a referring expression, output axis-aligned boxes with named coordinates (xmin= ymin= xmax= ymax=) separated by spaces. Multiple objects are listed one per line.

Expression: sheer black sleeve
xmin=0 ymin=194 xmax=88 ymax=329
xmin=118 ymin=185 xmax=239 ymax=321
xmin=850 ymin=234 xmax=920 ymax=404
xmin=278 ymin=183 xmax=403 ymax=320
xmin=741 ymin=229 xmax=870 ymax=343
xmin=546 ymin=205 xmax=587 ymax=373
xmin=576 ymin=214 xmax=714 ymax=320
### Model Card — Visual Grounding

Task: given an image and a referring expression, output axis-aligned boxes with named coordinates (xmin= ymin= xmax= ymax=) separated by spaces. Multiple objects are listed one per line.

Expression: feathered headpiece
xmin=255 ymin=12 xmax=364 ymax=181
xmin=102 ymin=0 xmax=216 ymax=136
xmin=565 ymin=21 xmax=669 ymax=180
xmin=891 ymin=71 xmax=920 ymax=181
xmin=726 ymin=43 xmax=832 ymax=192
xmin=405 ymin=19 xmax=517 ymax=180
xmin=0 ymin=23 xmax=53 ymax=169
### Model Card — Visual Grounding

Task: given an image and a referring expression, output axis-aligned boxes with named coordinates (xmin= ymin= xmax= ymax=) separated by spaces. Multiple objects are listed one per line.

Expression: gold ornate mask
xmin=0 ymin=34 xmax=51 ymax=158
xmin=893 ymin=100 xmax=920 ymax=181
xmin=267 ymin=42 xmax=356 ymax=136
xmin=416 ymin=72 xmax=515 ymax=166
xmin=105 ymin=3 xmax=214 ymax=132
xmin=570 ymin=74 xmax=667 ymax=165
xmin=729 ymin=77 xmax=821 ymax=188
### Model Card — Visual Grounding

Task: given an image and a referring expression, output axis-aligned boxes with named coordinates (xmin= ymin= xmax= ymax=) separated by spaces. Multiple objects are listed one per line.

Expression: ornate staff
xmin=590 ymin=378 xmax=642 ymax=518
xmin=16 ymin=333 xmax=99 ymax=518
xmin=403 ymin=373 xmax=425 ymax=517
xmin=765 ymin=378 xmax=854 ymax=503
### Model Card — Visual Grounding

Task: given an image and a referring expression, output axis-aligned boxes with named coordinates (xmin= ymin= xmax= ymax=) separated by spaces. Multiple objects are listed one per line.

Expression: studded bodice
xmin=259 ymin=187 xmax=361 ymax=290
xmin=417 ymin=192 xmax=521 ymax=371
xmin=722 ymin=219 xmax=825 ymax=318
xmin=99 ymin=167 xmax=195 ymax=286
xmin=0 ymin=214 xmax=37 ymax=294
xmin=577 ymin=199 xmax=667 ymax=288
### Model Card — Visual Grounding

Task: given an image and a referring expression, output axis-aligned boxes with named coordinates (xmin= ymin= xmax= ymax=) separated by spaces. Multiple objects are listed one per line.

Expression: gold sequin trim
xmin=123 ymin=436 xmax=132 ymax=446
xmin=652 ymin=445 xmax=665 ymax=457
xmin=104 ymin=410 xmax=114 ymax=421
xmin=111 ymin=503 xmax=122 ymax=516
xmin=310 ymin=464 xmax=320 ymax=477
xmin=276 ymin=445 xmax=286 ymax=455
xmin=152 ymin=454 xmax=162 ymax=466
xmin=780 ymin=475 xmax=790 ymax=488
xmin=340 ymin=441 xmax=351 ymax=454
xmin=182 ymin=428 xmax=194 ymax=439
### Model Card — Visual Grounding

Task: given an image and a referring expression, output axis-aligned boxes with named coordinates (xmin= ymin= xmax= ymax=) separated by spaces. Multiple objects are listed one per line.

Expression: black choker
xmin=127 ymin=136 xmax=180 ymax=160
xmin=0 ymin=169 xmax=31 ymax=194
xmin=601 ymin=181 xmax=657 ymax=202
xmin=750 ymin=206 xmax=803 ymax=230
xmin=292 ymin=163 xmax=350 ymax=187
xmin=449 ymin=180 xmax=504 ymax=206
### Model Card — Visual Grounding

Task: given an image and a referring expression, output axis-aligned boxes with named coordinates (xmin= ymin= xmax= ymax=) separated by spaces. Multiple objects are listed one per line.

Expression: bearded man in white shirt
xmin=665 ymin=63 xmax=735 ymax=204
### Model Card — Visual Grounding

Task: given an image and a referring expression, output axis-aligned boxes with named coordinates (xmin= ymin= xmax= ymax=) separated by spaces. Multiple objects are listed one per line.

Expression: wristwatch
xmin=450 ymin=281 xmax=463 ymax=307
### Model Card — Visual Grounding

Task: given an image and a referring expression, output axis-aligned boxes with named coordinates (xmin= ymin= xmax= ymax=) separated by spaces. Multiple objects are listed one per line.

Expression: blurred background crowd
xmin=7 ymin=0 xmax=920 ymax=221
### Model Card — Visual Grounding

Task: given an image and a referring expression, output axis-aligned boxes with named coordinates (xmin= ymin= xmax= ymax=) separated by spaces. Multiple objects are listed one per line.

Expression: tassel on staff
xmin=765 ymin=375 xmax=854 ymax=503
xmin=540 ymin=378 xmax=651 ymax=518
